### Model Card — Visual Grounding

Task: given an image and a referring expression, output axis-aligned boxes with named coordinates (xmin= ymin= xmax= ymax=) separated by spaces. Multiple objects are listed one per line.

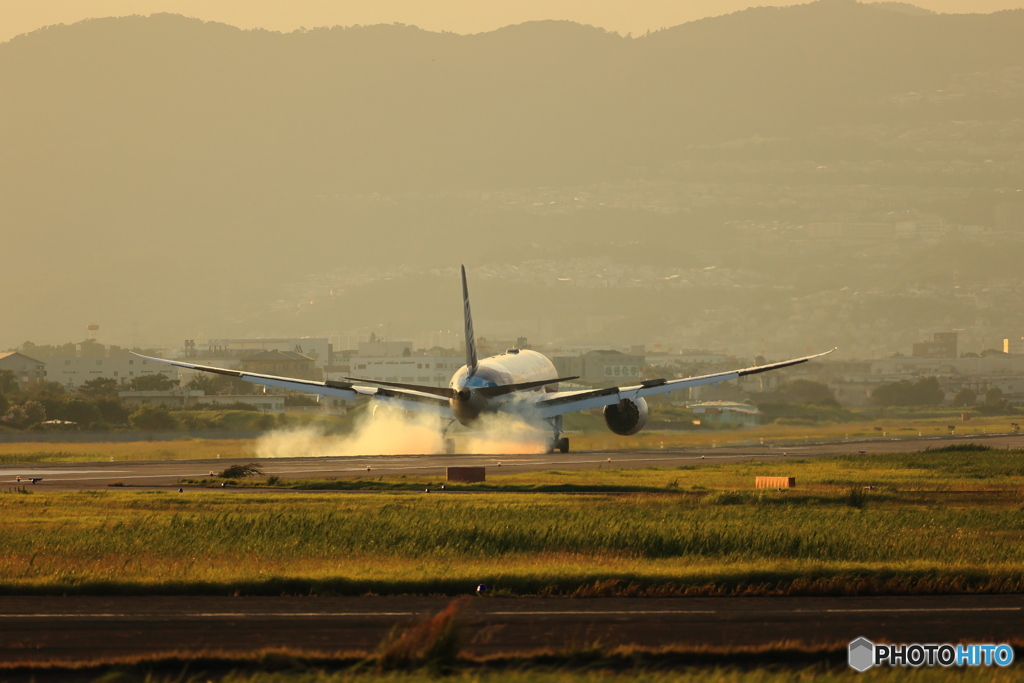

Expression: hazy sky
xmin=4 ymin=0 xmax=1024 ymax=43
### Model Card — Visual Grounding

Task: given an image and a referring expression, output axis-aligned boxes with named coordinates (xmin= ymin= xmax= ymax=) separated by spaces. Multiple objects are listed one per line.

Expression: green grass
xmin=207 ymin=671 xmax=1024 ymax=683
xmin=163 ymin=668 xmax=1024 ymax=683
xmin=2 ymin=449 xmax=1024 ymax=596
xmin=0 ymin=438 xmax=258 ymax=464
xmin=4 ymin=647 xmax=1023 ymax=682
xmin=1 ymin=408 xmax=1021 ymax=465
xmin=2 ymin=446 xmax=1022 ymax=597
xmin=188 ymin=443 xmax=1024 ymax=494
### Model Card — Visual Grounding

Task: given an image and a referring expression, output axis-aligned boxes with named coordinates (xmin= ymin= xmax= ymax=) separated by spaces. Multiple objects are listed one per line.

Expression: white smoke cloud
xmin=256 ymin=406 xmax=551 ymax=457
xmin=460 ymin=412 xmax=549 ymax=455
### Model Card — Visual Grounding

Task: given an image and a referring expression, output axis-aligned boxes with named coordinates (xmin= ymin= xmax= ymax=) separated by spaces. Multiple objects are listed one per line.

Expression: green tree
xmin=52 ymin=398 xmax=103 ymax=427
xmin=19 ymin=401 xmax=47 ymax=428
xmin=985 ymin=387 xmax=1005 ymax=404
xmin=78 ymin=377 xmax=120 ymax=398
xmin=93 ymin=397 xmax=131 ymax=425
xmin=19 ymin=380 xmax=66 ymax=401
xmin=952 ymin=387 xmax=976 ymax=407
xmin=0 ymin=392 xmax=8 ymax=416
xmin=5 ymin=404 xmax=28 ymax=426
xmin=976 ymin=387 xmax=1013 ymax=415
xmin=186 ymin=374 xmax=220 ymax=394
xmin=0 ymin=369 xmax=17 ymax=395
xmin=871 ymin=377 xmax=944 ymax=407
xmin=129 ymin=404 xmax=178 ymax=430
xmin=772 ymin=380 xmax=838 ymax=406
xmin=185 ymin=373 xmax=253 ymax=395
xmin=129 ymin=373 xmax=176 ymax=391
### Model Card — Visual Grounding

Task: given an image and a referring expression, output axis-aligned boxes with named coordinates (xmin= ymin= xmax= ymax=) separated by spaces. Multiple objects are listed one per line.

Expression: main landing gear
xmin=442 ymin=419 xmax=456 ymax=454
xmin=546 ymin=415 xmax=569 ymax=453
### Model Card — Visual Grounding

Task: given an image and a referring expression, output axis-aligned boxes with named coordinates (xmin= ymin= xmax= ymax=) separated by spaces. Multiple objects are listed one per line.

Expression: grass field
xmin=8 ymin=652 xmax=1024 ymax=682
xmin=2 ymin=446 xmax=1022 ymax=597
xmin=0 ymin=438 xmax=257 ymax=464
xmin=0 ymin=411 xmax=1019 ymax=464
xmin=7 ymin=655 xmax=1024 ymax=682
xmin=0 ymin=410 xmax=1020 ymax=464
xmin=568 ymin=413 xmax=1022 ymax=452
xmin=126 ymin=667 xmax=1024 ymax=683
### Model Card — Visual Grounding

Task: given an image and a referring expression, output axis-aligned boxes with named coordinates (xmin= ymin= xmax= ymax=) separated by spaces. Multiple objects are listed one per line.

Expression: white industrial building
xmin=118 ymin=389 xmax=285 ymax=411
xmin=339 ymin=356 xmax=463 ymax=388
xmin=49 ymin=355 xmax=179 ymax=389
xmin=202 ymin=338 xmax=331 ymax=369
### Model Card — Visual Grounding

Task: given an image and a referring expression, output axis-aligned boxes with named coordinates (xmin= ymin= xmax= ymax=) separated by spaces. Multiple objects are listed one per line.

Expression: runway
xmin=1 ymin=595 xmax=1021 ymax=662
xmin=4 ymin=432 xmax=1024 ymax=490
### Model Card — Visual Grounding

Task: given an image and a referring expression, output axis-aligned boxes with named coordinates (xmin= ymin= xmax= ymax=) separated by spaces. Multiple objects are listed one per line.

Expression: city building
xmin=118 ymin=390 xmax=285 ymax=411
xmin=995 ymin=202 xmax=1024 ymax=231
xmin=48 ymin=355 xmax=178 ymax=389
xmin=194 ymin=394 xmax=285 ymax=411
xmin=203 ymin=338 xmax=331 ymax=369
xmin=356 ymin=340 xmax=413 ymax=357
xmin=240 ymin=351 xmax=320 ymax=381
xmin=912 ymin=332 xmax=958 ymax=359
xmin=343 ymin=356 xmax=464 ymax=388
xmin=118 ymin=389 xmax=198 ymax=409
xmin=0 ymin=352 xmax=46 ymax=386
xmin=552 ymin=349 xmax=646 ymax=387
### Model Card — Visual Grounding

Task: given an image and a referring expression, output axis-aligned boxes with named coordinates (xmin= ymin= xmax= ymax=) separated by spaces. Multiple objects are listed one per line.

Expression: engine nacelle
xmin=602 ymin=397 xmax=649 ymax=436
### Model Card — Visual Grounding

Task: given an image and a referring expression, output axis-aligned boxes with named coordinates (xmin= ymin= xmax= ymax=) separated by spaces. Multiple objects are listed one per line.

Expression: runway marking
xmin=823 ymin=607 xmax=1021 ymax=614
xmin=0 ymin=606 xmax=1018 ymax=619
xmin=0 ymin=612 xmax=417 ymax=618
xmin=1 ymin=470 xmax=131 ymax=475
xmin=490 ymin=610 xmax=717 ymax=615
xmin=18 ymin=453 xmax=776 ymax=483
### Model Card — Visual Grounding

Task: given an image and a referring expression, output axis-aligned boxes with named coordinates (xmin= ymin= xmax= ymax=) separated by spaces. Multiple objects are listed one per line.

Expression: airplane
xmin=134 ymin=266 xmax=833 ymax=453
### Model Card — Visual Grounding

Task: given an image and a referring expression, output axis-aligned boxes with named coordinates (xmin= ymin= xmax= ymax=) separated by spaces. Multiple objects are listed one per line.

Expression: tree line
xmin=0 ymin=372 xmax=268 ymax=432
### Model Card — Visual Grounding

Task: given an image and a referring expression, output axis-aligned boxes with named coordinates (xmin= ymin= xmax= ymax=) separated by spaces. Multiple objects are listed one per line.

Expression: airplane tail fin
xmin=461 ymin=265 xmax=478 ymax=372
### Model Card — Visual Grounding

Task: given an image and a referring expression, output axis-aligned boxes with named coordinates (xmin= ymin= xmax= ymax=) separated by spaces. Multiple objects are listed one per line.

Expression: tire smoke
xmin=256 ymin=407 xmax=550 ymax=457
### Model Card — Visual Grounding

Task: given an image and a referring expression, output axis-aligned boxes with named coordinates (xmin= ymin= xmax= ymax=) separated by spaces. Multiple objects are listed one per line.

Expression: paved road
xmin=1 ymin=595 xmax=1020 ymax=662
xmin=3 ymin=432 xmax=1024 ymax=490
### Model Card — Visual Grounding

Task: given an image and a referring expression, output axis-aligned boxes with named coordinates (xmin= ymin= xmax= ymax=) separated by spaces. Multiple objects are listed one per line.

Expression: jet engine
xmin=602 ymin=397 xmax=649 ymax=436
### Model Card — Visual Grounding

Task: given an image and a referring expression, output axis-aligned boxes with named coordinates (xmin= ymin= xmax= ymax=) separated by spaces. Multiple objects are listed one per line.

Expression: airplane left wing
xmin=130 ymin=353 xmax=455 ymax=418
xmin=534 ymin=349 xmax=836 ymax=419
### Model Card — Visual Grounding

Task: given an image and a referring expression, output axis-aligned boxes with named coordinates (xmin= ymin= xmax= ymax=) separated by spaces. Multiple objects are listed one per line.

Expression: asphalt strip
xmin=0 ymin=606 xmax=1018 ymax=619
xmin=3 ymin=453 xmax=780 ymax=483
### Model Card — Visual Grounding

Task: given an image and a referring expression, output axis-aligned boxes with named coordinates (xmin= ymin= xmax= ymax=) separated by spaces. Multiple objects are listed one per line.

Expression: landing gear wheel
xmin=444 ymin=438 xmax=455 ymax=455
xmin=556 ymin=437 xmax=569 ymax=454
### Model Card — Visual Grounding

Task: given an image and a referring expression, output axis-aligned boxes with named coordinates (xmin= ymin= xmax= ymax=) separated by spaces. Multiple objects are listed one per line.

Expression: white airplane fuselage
xmin=448 ymin=349 xmax=559 ymax=425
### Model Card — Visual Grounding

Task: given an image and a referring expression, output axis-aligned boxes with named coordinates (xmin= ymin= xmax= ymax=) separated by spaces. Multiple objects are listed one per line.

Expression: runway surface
xmin=4 ymin=432 xmax=1024 ymax=490
xmin=1 ymin=595 xmax=1021 ymax=661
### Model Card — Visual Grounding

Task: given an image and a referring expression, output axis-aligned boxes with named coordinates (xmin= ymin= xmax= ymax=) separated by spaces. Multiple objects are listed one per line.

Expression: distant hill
xmin=1 ymin=0 xmax=1023 ymax=346
xmin=869 ymin=2 xmax=936 ymax=15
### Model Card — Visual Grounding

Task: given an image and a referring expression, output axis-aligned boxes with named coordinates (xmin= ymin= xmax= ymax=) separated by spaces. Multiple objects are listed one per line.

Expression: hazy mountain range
xmin=2 ymin=0 xmax=1023 ymax=354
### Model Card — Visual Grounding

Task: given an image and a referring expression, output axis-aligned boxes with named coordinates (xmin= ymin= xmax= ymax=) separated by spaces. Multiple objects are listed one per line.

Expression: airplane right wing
xmin=130 ymin=353 xmax=455 ymax=419
xmin=534 ymin=349 xmax=836 ymax=419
